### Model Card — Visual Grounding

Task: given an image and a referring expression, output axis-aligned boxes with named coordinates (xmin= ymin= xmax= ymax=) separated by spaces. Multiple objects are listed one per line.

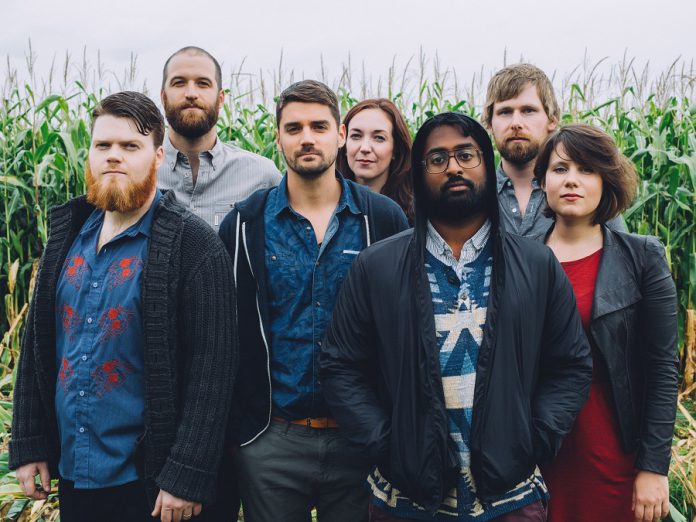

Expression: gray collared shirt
xmin=157 ymin=133 xmax=282 ymax=229
xmin=496 ymin=163 xmax=625 ymax=237
xmin=426 ymin=219 xmax=492 ymax=281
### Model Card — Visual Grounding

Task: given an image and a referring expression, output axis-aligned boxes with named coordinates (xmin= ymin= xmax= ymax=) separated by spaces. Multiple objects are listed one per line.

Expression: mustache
xmin=295 ymin=146 xmax=322 ymax=156
xmin=507 ymin=134 xmax=530 ymax=142
xmin=442 ymin=176 xmax=474 ymax=192
xmin=176 ymin=101 xmax=206 ymax=110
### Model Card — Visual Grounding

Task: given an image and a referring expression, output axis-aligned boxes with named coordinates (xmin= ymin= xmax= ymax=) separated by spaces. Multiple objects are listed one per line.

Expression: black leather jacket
xmin=583 ymin=227 xmax=678 ymax=474
xmin=320 ymin=219 xmax=592 ymax=512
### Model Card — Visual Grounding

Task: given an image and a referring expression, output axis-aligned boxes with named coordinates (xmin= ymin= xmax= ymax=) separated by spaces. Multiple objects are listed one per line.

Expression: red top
xmin=542 ymin=248 xmax=636 ymax=522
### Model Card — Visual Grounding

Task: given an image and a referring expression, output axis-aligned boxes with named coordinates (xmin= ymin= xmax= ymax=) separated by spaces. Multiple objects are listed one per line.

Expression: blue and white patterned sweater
xmin=369 ymin=221 xmax=547 ymax=520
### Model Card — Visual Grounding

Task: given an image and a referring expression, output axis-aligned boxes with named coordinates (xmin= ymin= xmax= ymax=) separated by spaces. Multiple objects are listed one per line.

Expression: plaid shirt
xmin=157 ymin=134 xmax=281 ymax=229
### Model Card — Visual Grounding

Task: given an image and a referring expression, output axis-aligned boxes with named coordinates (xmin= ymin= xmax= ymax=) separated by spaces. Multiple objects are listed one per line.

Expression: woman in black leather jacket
xmin=533 ymin=124 xmax=678 ymax=522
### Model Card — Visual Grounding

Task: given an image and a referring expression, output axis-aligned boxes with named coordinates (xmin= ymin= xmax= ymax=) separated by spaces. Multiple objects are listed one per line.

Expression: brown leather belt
xmin=272 ymin=416 xmax=338 ymax=428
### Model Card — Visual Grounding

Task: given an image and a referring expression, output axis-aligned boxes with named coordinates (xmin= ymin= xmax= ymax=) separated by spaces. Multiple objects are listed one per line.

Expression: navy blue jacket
xmin=218 ymin=177 xmax=409 ymax=446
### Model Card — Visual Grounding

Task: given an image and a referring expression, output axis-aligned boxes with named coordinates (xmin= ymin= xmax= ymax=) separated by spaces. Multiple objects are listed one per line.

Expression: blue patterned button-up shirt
xmin=264 ymin=175 xmax=364 ymax=420
xmin=54 ymin=191 xmax=160 ymax=488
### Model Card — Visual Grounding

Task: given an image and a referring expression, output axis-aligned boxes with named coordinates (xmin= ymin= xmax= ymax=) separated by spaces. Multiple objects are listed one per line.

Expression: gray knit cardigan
xmin=9 ymin=191 xmax=237 ymax=505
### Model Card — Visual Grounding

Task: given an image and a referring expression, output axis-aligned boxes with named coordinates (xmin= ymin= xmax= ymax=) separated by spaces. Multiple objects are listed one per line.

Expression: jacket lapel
xmin=592 ymin=228 xmax=641 ymax=320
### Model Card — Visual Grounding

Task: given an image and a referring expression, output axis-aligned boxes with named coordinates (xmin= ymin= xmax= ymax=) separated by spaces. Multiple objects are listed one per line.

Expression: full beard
xmin=497 ymin=138 xmax=539 ymax=166
xmin=424 ymin=176 xmax=490 ymax=223
xmin=86 ymin=160 xmax=157 ymax=213
xmin=284 ymin=146 xmax=337 ymax=179
xmin=164 ymin=94 xmax=219 ymax=139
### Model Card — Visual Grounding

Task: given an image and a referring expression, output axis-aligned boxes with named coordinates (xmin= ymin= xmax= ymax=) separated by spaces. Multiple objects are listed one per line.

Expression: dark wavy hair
xmin=337 ymin=99 xmax=414 ymax=221
xmin=91 ymin=91 xmax=164 ymax=147
xmin=534 ymin=124 xmax=637 ymax=225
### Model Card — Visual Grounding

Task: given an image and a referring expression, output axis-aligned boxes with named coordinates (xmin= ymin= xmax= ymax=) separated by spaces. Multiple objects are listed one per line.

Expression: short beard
xmin=284 ymin=145 xmax=337 ymax=179
xmin=163 ymin=93 xmax=219 ymax=139
xmin=497 ymin=139 xmax=539 ymax=166
xmin=424 ymin=176 xmax=490 ymax=223
xmin=86 ymin=160 xmax=157 ymax=213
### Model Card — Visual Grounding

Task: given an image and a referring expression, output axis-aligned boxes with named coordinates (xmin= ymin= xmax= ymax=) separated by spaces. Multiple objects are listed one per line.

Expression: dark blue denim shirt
xmin=264 ymin=175 xmax=364 ymax=419
xmin=54 ymin=190 xmax=160 ymax=488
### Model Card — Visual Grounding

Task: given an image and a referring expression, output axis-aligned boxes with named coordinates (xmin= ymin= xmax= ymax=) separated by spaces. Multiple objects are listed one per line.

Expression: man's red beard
xmin=86 ymin=160 xmax=157 ymax=213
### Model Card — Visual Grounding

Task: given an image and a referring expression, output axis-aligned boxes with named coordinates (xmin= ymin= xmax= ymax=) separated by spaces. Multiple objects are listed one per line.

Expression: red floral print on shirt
xmin=97 ymin=306 xmax=134 ymax=344
xmin=91 ymin=359 xmax=135 ymax=398
xmin=61 ymin=304 xmax=82 ymax=342
xmin=63 ymin=255 xmax=89 ymax=289
xmin=58 ymin=356 xmax=74 ymax=393
xmin=107 ymin=257 xmax=143 ymax=290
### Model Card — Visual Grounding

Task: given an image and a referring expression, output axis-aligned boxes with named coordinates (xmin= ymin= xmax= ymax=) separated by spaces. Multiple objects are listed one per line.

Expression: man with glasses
xmin=320 ymin=113 xmax=591 ymax=521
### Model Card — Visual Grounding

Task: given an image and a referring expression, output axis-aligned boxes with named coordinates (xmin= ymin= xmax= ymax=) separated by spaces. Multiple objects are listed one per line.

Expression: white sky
xmin=4 ymin=0 xmax=695 ymax=101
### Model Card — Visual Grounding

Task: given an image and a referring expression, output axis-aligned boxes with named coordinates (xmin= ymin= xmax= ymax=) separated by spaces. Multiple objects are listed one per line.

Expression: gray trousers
xmin=235 ymin=419 xmax=370 ymax=522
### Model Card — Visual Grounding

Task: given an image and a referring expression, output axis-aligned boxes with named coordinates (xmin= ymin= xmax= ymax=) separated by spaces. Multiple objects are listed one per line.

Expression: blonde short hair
xmin=482 ymin=63 xmax=560 ymax=129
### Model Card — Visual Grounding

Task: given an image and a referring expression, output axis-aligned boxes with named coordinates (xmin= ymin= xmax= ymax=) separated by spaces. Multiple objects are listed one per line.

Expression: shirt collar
xmin=426 ymin=219 xmax=492 ymax=260
xmin=80 ymin=190 xmax=162 ymax=240
xmin=496 ymin=162 xmax=511 ymax=194
xmin=496 ymin=162 xmax=540 ymax=193
xmin=271 ymin=173 xmax=361 ymax=218
xmin=163 ymin=132 xmax=222 ymax=171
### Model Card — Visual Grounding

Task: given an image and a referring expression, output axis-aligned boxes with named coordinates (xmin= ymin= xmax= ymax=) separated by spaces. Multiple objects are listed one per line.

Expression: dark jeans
xmin=235 ymin=419 xmax=371 ymax=522
xmin=58 ymin=478 xmax=152 ymax=522
xmin=59 ymin=474 xmax=240 ymax=522
xmin=368 ymin=500 xmax=547 ymax=521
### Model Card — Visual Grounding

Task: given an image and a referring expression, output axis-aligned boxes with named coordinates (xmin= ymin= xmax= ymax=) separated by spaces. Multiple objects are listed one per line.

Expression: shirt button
xmin=316 ymin=301 xmax=321 ymax=307
xmin=447 ymin=276 xmax=458 ymax=284
xmin=512 ymin=208 xmax=518 ymax=213
xmin=271 ymin=255 xmax=277 ymax=261
xmin=317 ymin=341 xmax=322 ymax=347
xmin=87 ymin=317 xmax=93 ymax=324
xmin=92 ymin=282 xmax=98 ymax=288
xmin=306 ymin=226 xmax=311 ymax=231
xmin=79 ymin=427 xmax=85 ymax=433
xmin=79 ymin=390 xmax=85 ymax=397
xmin=82 ymin=355 xmax=87 ymax=361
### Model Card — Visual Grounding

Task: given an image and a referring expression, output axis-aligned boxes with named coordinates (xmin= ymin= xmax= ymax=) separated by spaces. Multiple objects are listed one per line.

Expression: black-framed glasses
xmin=422 ymin=149 xmax=482 ymax=174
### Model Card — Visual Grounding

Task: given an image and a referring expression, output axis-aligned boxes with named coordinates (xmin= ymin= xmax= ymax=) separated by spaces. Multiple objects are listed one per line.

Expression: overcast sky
xmin=4 ymin=0 xmax=695 ymax=100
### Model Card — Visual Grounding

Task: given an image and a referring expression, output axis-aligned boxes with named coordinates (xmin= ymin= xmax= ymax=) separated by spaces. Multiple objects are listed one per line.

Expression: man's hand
xmin=152 ymin=489 xmax=202 ymax=522
xmin=16 ymin=461 xmax=51 ymax=500
xmin=633 ymin=470 xmax=669 ymax=521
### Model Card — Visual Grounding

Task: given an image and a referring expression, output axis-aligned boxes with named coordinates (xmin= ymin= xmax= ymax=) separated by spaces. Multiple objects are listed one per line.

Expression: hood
xmin=410 ymin=112 xmax=500 ymax=238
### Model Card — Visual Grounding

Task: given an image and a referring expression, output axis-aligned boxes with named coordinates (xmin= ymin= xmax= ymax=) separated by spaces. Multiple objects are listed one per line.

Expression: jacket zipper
xmin=239 ymin=220 xmax=273 ymax=446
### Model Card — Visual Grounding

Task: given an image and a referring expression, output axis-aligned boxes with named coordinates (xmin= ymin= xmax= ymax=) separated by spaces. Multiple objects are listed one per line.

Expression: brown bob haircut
xmin=534 ymin=124 xmax=638 ymax=225
xmin=482 ymin=63 xmax=560 ymax=129
xmin=337 ymin=99 xmax=414 ymax=220
xmin=276 ymin=80 xmax=340 ymax=127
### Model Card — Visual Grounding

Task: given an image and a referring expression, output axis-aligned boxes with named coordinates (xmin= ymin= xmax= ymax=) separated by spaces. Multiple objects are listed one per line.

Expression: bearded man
xmin=158 ymin=46 xmax=281 ymax=229
xmin=10 ymin=91 xmax=237 ymax=522
xmin=218 ymin=80 xmax=408 ymax=522
xmin=483 ymin=63 xmax=625 ymax=237
xmin=320 ymin=113 xmax=593 ymax=521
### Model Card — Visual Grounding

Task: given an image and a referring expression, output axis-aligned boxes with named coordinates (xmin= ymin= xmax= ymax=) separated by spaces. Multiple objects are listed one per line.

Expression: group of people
xmin=9 ymin=46 xmax=679 ymax=522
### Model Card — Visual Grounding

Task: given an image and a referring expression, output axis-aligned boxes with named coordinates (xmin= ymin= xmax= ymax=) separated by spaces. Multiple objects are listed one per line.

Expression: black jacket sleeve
xmin=634 ymin=237 xmax=679 ymax=475
xmin=320 ymin=256 xmax=390 ymax=464
xmin=155 ymin=242 xmax=238 ymax=504
xmin=532 ymin=251 xmax=593 ymax=463
xmin=9 ymin=259 xmax=52 ymax=470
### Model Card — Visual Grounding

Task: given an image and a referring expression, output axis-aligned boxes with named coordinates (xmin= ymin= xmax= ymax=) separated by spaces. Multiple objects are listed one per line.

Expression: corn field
xmin=0 ymin=50 xmax=695 ymax=521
